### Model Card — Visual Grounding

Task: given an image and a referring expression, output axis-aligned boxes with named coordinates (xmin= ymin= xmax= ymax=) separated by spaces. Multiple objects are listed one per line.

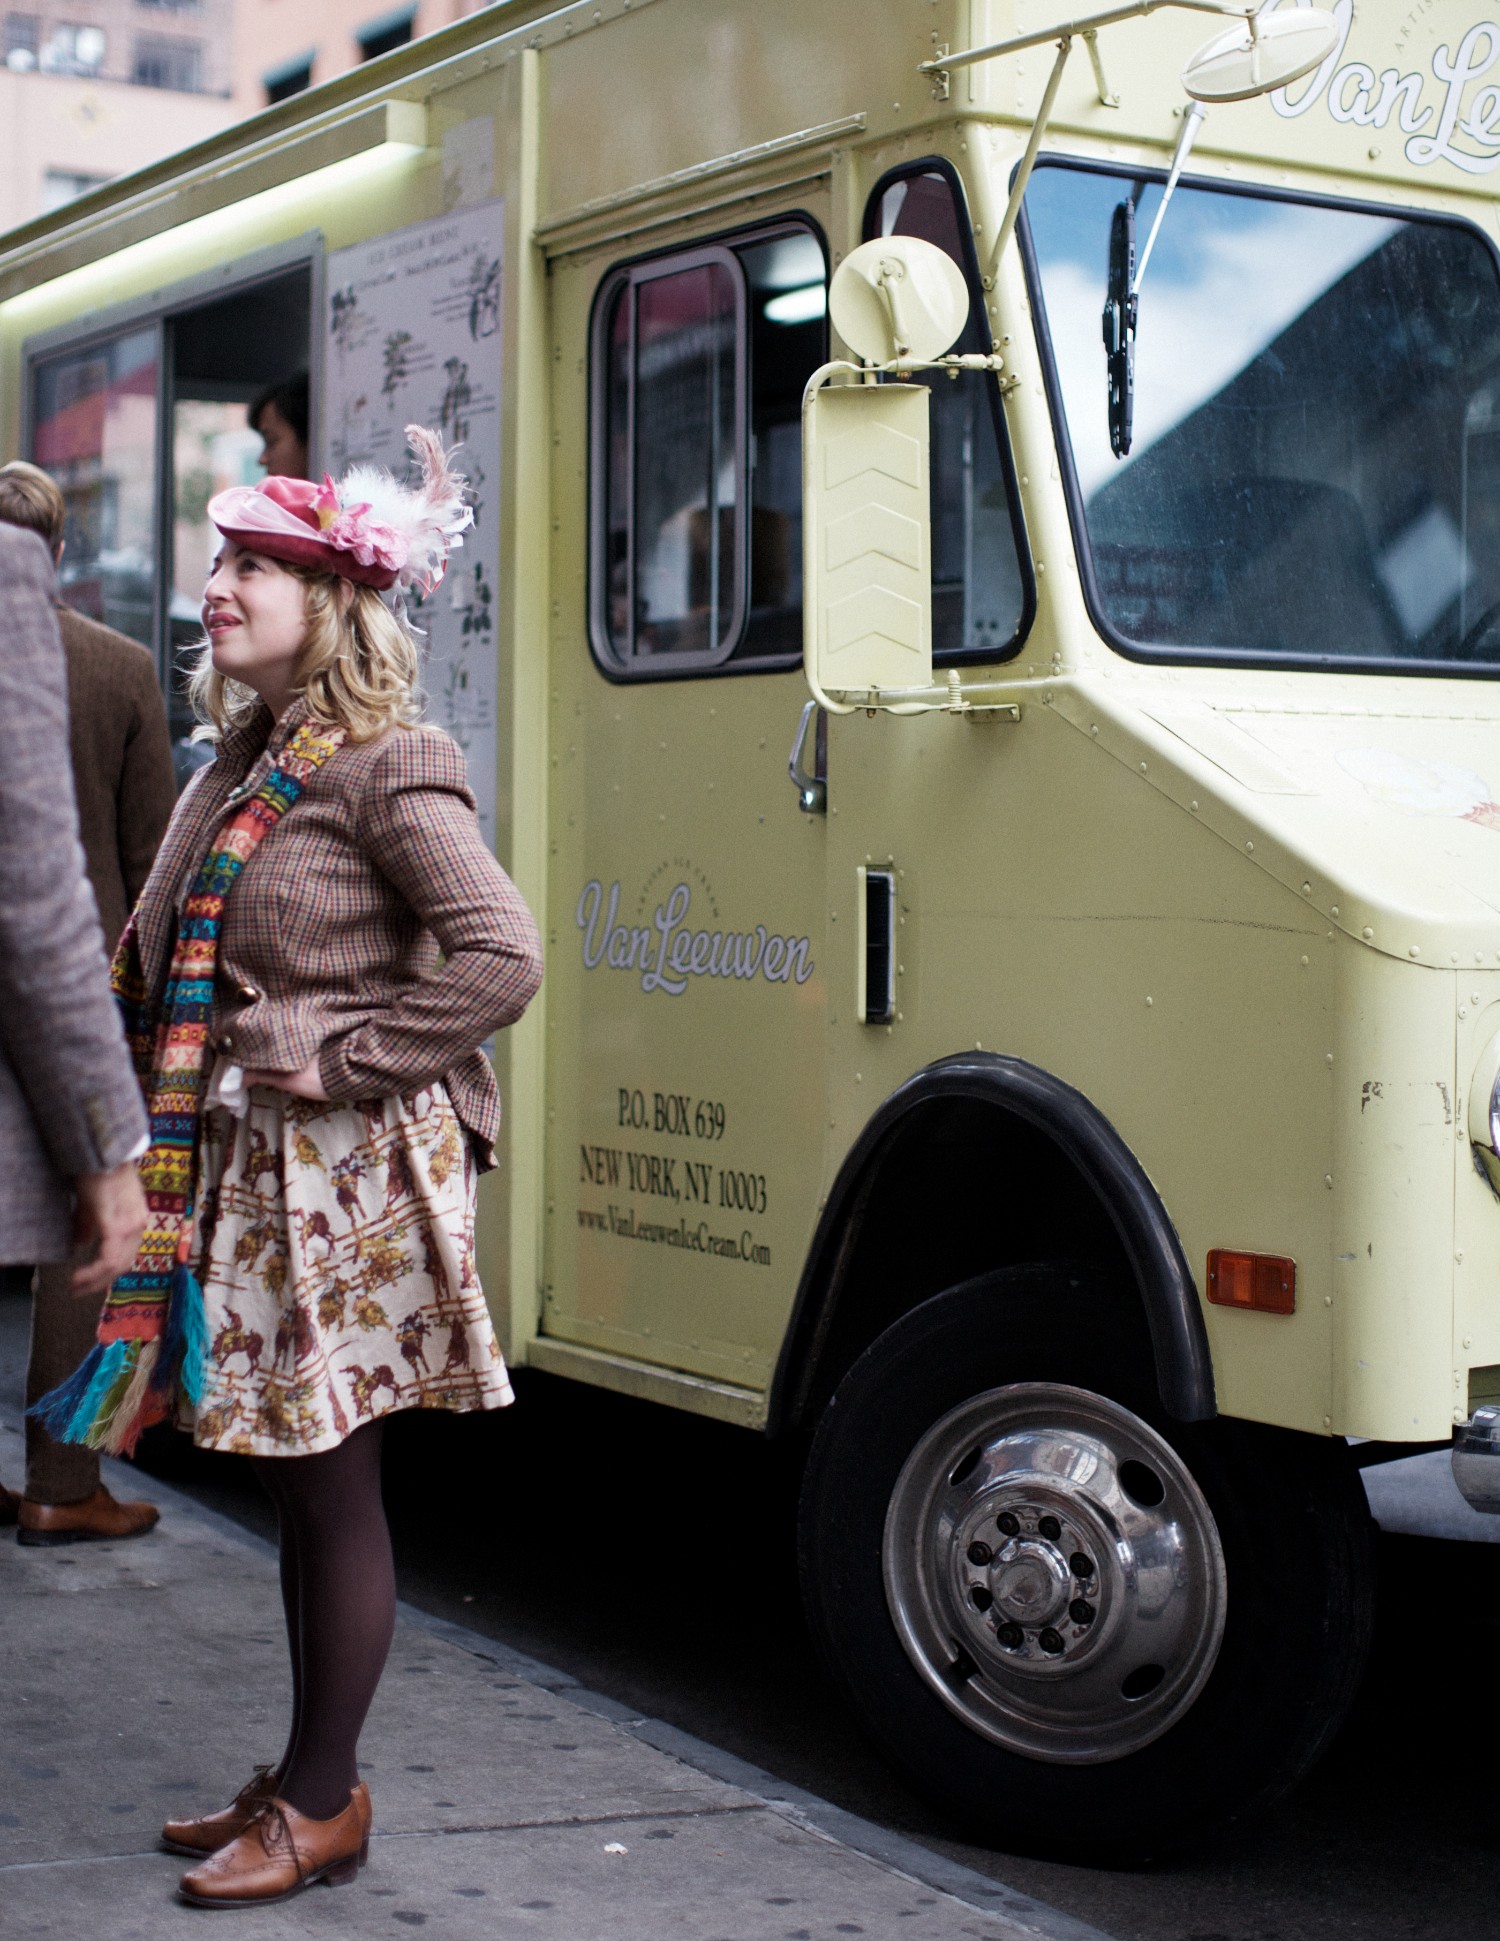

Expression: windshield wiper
xmin=1102 ymin=102 xmax=1208 ymax=461
xmin=1102 ymin=195 xmax=1138 ymax=458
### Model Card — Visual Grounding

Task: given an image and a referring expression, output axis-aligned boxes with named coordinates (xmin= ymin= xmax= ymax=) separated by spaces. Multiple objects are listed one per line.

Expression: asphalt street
xmin=5 ymin=1279 xmax=1498 ymax=1941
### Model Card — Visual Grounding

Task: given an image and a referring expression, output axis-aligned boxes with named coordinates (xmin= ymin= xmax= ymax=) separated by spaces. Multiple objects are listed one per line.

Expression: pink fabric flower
xmin=326 ymin=506 xmax=408 ymax=573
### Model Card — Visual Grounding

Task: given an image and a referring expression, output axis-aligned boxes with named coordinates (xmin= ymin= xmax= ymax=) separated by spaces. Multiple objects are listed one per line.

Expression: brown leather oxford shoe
xmin=17 ymin=1484 xmax=159 ymax=1546
xmin=178 ymin=1792 xmax=368 ymax=1906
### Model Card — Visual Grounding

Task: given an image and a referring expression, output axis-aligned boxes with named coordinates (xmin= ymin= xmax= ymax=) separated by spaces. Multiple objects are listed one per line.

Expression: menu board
xmin=323 ymin=203 xmax=504 ymax=841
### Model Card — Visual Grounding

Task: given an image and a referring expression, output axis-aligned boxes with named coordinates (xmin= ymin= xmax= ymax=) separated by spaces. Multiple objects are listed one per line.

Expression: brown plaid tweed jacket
xmin=130 ymin=697 xmax=542 ymax=1165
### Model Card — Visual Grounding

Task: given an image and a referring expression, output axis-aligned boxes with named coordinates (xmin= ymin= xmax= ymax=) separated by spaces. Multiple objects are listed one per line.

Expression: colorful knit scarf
xmin=33 ymin=716 xmax=346 ymax=1456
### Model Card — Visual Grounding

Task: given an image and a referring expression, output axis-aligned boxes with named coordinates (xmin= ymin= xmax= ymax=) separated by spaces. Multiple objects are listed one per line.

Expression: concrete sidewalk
xmin=0 ymin=1403 xmax=1114 ymax=1941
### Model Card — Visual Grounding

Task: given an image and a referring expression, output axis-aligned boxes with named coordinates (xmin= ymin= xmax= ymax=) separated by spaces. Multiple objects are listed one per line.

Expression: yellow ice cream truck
xmin=5 ymin=0 xmax=1500 ymax=1861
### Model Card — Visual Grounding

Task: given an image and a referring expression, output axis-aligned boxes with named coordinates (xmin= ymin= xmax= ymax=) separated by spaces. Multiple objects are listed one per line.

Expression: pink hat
xmin=208 ymin=425 xmax=472 ymax=594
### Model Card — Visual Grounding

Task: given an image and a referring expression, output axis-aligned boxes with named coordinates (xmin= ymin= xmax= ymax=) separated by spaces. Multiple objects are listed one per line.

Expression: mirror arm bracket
xmin=917 ymin=0 xmax=1253 ymax=78
xmin=985 ymin=33 xmax=1075 ymax=288
xmin=1082 ymin=29 xmax=1120 ymax=106
xmin=931 ymin=0 xmax=1262 ymax=287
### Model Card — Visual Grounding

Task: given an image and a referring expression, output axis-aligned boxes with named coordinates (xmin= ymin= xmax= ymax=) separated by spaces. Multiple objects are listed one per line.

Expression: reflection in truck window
xmin=592 ymin=220 xmax=827 ymax=675
xmin=32 ymin=328 xmax=159 ymax=650
xmin=1024 ymin=164 xmax=1500 ymax=672
xmin=866 ymin=163 xmax=1030 ymax=661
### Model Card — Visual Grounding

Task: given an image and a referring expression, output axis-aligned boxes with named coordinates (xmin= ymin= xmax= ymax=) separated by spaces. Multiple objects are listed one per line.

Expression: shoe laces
xmin=247 ymin=1800 xmax=303 ymax=1881
xmin=235 ymin=1764 xmax=277 ymax=1809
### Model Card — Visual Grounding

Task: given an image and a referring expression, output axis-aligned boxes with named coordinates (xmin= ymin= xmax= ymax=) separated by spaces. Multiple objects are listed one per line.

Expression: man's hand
xmin=71 ymin=1159 xmax=148 ymax=1296
xmin=241 ymin=1056 xmax=328 ymax=1102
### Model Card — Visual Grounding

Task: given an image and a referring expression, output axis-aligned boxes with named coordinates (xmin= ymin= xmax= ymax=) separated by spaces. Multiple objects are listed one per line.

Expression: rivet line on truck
xmin=7 ymin=0 xmax=1500 ymax=1861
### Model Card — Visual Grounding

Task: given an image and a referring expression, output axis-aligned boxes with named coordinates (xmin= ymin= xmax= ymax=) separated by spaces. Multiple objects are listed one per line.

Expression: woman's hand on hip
xmin=241 ymin=1056 xmax=329 ymax=1101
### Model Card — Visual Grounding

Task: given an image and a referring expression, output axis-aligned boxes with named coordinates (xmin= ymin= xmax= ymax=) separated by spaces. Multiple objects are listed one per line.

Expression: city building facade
xmin=0 ymin=0 xmax=235 ymax=227
xmin=231 ymin=0 xmax=486 ymax=114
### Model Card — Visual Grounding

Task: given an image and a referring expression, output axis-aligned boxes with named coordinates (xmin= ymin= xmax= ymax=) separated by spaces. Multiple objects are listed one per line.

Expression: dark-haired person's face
xmin=255 ymin=402 xmax=308 ymax=481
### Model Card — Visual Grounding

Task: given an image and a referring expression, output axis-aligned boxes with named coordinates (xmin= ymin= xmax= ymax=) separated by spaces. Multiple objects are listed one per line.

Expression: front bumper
xmin=1452 ymin=1408 xmax=1500 ymax=1512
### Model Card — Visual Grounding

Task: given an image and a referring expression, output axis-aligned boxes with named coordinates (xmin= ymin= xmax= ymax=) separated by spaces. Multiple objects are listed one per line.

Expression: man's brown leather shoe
xmin=163 ymin=1775 xmax=370 ymax=1859
xmin=17 ymin=1484 xmax=159 ymax=1546
xmin=178 ymin=1792 xmax=368 ymax=1906
xmin=0 ymin=1481 xmax=19 ymax=1526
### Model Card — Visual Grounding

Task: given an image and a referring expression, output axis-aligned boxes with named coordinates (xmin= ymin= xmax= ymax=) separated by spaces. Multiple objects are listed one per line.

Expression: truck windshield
xmin=1023 ymin=163 xmax=1500 ymax=673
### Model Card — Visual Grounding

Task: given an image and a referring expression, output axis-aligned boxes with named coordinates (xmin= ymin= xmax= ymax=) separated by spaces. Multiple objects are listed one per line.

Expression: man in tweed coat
xmin=0 ymin=520 xmax=152 ymax=1540
xmin=0 ymin=463 xmax=176 ymax=1539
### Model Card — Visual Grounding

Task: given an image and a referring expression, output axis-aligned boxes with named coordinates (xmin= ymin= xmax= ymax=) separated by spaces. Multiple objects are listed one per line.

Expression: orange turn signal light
xmin=1206 ymin=1249 xmax=1295 ymax=1316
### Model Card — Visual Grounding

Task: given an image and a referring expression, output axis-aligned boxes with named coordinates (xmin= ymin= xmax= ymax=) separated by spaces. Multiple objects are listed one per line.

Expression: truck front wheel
xmin=797 ymin=1267 xmax=1375 ymax=1862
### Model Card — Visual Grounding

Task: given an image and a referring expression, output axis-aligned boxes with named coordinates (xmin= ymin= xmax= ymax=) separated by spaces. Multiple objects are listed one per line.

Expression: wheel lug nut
xmin=1070 ymin=1553 xmax=1094 ymax=1578
xmin=996 ymin=1511 xmax=1021 ymax=1537
xmin=1038 ymin=1515 xmax=1062 ymax=1541
xmin=969 ymin=1585 xmax=993 ymax=1611
xmin=996 ymin=1621 xmax=1024 ymax=1648
xmin=1039 ymin=1627 xmax=1065 ymax=1655
xmin=967 ymin=1540 xmax=993 ymax=1566
xmin=1069 ymin=1598 xmax=1095 ymax=1626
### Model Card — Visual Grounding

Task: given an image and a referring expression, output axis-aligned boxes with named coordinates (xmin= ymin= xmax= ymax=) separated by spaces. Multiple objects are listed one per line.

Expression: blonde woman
xmin=39 ymin=430 xmax=542 ymax=1906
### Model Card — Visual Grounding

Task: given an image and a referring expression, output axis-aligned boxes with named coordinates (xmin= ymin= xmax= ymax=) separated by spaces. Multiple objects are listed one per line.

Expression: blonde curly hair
xmin=186 ymin=553 xmax=424 ymax=743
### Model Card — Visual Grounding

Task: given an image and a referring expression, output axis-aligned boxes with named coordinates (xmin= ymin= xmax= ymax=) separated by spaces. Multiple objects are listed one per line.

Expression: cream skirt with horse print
xmin=184 ymin=1081 xmax=513 ymax=1455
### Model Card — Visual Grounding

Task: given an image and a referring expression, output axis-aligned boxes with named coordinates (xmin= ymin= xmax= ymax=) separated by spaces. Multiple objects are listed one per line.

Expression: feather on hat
xmin=207 ymin=425 xmax=473 ymax=593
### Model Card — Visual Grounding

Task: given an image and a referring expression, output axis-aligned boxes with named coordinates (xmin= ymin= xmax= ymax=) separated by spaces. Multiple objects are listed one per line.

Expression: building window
xmin=133 ymin=33 xmax=199 ymax=89
xmin=4 ymin=12 xmax=38 ymax=65
xmin=263 ymin=50 xmax=311 ymax=103
xmin=36 ymin=21 xmax=106 ymax=71
xmin=136 ymin=0 xmax=201 ymax=10
xmin=356 ymin=6 xmax=413 ymax=61
xmin=42 ymin=167 xmax=110 ymax=211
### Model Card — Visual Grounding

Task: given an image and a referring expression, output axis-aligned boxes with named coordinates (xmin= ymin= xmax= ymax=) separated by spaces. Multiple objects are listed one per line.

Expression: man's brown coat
xmin=57 ymin=604 xmax=177 ymax=954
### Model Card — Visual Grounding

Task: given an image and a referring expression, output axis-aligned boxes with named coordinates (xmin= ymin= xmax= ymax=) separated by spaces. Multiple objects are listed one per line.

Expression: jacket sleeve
xmin=317 ymin=728 xmax=543 ymax=1104
xmin=0 ymin=529 xmax=148 ymax=1175
xmin=116 ymin=650 xmax=178 ymax=913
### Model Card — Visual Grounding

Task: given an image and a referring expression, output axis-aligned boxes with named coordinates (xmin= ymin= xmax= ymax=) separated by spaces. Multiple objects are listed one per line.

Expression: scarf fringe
xmin=30 ymin=1338 xmax=171 ymax=1456
xmin=95 ymin=1341 xmax=163 ymax=1456
xmin=28 ymin=1338 xmax=124 ymax=1440
xmin=152 ymin=1263 xmax=209 ymax=1407
xmin=34 ymin=1275 xmax=207 ymax=1454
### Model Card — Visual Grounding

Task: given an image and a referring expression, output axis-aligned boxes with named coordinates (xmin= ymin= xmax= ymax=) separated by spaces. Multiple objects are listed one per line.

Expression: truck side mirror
xmin=802 ymin=237 xmax=968 ymax=706
xmin=803 ymin=379 xmax=933 ymax=699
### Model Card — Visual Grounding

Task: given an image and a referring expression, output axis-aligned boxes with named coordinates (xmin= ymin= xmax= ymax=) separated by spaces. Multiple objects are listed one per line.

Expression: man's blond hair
xmin=0 ymin=460 xmax=65 ymax=558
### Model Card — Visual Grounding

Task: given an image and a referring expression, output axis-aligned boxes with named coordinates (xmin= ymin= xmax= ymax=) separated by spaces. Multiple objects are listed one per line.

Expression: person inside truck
xmin=249 ymin=372 xmax=310 ymax=481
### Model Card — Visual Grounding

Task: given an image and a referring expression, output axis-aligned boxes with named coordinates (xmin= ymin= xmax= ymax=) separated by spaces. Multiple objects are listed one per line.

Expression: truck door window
xmin=590 ymin=219 xmax=827 ymax=676
xmin=597 ymin=247 xmax=744 ymax=667
xmin=865 ymin=162 xmax=1032 ymax=661
xmin=1023 ymin=163 xmax=1500 ymax=675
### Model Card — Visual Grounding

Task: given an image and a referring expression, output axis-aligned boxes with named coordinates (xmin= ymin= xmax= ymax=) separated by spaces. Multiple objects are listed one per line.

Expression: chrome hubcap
xmin=882 ymin=1382 xmax=1227 ymax=1765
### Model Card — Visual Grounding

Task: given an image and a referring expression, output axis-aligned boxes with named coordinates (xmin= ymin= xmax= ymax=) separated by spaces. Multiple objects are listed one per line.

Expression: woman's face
xmin=203 ymin=543 xmax=308 ymax=705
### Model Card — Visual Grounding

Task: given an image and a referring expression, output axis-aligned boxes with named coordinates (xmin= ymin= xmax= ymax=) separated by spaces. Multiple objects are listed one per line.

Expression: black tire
xmin=797 ymin=1264 xmax=1375 ymax=1864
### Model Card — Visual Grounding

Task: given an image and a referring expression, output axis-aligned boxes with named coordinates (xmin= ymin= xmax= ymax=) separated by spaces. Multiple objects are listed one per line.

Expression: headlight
xmin=1468 ymin=1032 xmax=1500 ymax=1196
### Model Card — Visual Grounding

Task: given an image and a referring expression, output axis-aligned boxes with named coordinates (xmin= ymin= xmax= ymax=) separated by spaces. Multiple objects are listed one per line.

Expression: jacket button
xmin=239 ymin=983 xmax=261 ymax=1002
xmin=218 ymin=1033 xmax=235 ymax=1053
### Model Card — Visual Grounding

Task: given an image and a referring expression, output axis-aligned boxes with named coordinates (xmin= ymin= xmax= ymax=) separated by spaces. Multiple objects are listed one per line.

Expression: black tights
xmin=251 ymin=1419 xmax=395 ymax=1822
